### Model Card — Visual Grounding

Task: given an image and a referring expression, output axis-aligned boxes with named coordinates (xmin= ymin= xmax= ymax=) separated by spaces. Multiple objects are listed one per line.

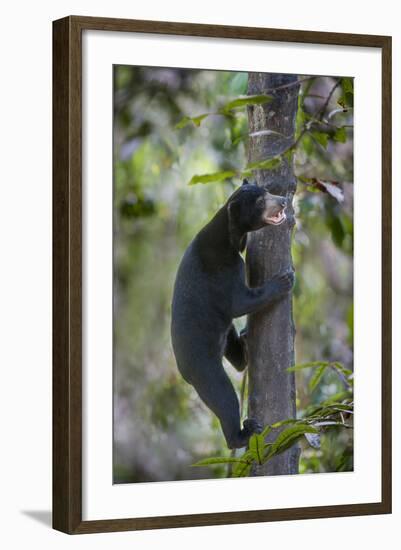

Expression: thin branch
xmin=277 ymin=78 xmax=343 ymax=157
xmin=316 ymin=78 xmax=342 ymax=120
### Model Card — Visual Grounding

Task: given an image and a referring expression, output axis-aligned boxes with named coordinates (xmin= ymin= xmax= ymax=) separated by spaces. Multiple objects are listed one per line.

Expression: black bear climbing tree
xmin=113 ymin=65 xmax=354 ymax=482
xmin=246 ymin=73 xmax=300 ymax=476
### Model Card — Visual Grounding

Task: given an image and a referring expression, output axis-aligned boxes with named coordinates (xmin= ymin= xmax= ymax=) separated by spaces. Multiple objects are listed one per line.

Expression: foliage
xmin=192 ymin=363 xmax=353 ymax=476
xmin=179 ymin=76 xmax=354 ymax=195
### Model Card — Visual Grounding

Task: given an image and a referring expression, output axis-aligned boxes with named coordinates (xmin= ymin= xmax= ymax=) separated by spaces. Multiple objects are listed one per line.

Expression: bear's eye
xmin=255 ymin=196 xmax=265 ymax=208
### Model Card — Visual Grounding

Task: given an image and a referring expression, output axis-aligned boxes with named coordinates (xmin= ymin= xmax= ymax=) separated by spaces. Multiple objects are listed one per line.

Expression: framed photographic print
xmin=53 ymin=16 xmax=392 ymax=534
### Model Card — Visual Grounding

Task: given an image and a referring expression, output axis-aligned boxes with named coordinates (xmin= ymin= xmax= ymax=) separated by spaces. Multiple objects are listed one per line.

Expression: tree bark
xmin=246 ymin=73 xmax=300 ymax=476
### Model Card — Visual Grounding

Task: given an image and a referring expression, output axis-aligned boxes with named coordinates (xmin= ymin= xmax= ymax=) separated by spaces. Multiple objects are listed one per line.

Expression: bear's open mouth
xmin=264 ymin=208 xmax=286 ymax=225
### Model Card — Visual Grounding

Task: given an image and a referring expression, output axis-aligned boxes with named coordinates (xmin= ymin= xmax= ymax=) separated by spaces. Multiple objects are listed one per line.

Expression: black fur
xmin=171 ymin=181 xmax=294 ymax=449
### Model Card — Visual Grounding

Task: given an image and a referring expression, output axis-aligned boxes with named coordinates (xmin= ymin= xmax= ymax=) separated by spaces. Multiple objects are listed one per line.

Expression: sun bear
xmin=171 ymin=179 xmax=294 ymax=449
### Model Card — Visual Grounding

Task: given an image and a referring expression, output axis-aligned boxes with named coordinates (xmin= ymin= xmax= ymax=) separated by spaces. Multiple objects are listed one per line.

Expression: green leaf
xmin=291 ymin=359 xmax=353 ymax=399
xmin=175 ymin=113 xmax=210 ymax=129
xmin=232 ymin=134 xmax=248 ymax=146
xmin=232 ymin=461 xmax=253 ymax=477
xmin=333 ymin=126 xmax=347 ymax=143
xmin=228 ymin=73 xmax=248 ymax=95
xmin=305 ymin=401 xmax=354 ymax=422
xmin=231 ymin=450 xmax=255 ymax=477
xmin=300 ymin=133 xmax=314 ymax=155
xmin=240 ymin=169 xmax=253 ymax=179
xmin=330 ymin=405 xmax=354 ymax=414
xmin=246 ymin=157 xmax=282 ymax=172
xmin=220 ymin=94 xmax=273 ymax=114
xmin=192 ymin=114 xmax=210 ymax=127
xmin=332 ymin=367 xmax=353 ymax=389
xmin=317 ymin=392 xmax=352 ymax=407
xmin=283 ymin=148 xmax=294 ymax=163
xmin=309 ymin=364 xmax=327 ymax=392
xmin=313 ymin=420 xmax=350 ymax=427
xmin=191 ymin=456 xmax=245 ymax=467
xmin=338 ymin=78 xmax=354 ymax=109
xmin=266 ymin=424 xmax=318 ymax=461
xmin=287 ymin=361 xmax=331 ymax=372
xmin=248 ymin=434 xmax=266 ymax=465
xmin=260 ymin=424 xmax=273 ymax=438
xmin=330 ymin=361 xmax=353 ymax=380
xmin=176 ymin=93 xmax=272 ymax=127
xmin=311 ymin=131 xmax=329 ymax=149
xmin=175 ymin=116 xmax=192 ymax=129
xmin=341 ymin=77 xmax=354 ymax=95
xmin=188 ymin=170 xmax=236 ymax=186
xmin=338 ymin=94 xmax=353 ymax=108
xmin=271 ymin=418 xmax=299 ymax=428
xmin=295 ymin=103 xmax=308 ymax=138
xmin=326 ymin=213 xmax=345 ymax=247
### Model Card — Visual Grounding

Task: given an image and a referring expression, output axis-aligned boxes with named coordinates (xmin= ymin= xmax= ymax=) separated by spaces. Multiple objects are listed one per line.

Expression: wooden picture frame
xmin=53 ymin=15 xmax=392 ymax=534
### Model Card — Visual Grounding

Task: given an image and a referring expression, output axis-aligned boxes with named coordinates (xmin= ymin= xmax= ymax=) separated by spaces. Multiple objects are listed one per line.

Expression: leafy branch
xmin=181 ymin=76 xmax=353 ymax=190
xmin=192 ymin=360 xmax=353 ymax=477
xmin=176 ymin=77 xmax=317 ymax=130
xmin=175 ymin=94 xmax=274 ymax=130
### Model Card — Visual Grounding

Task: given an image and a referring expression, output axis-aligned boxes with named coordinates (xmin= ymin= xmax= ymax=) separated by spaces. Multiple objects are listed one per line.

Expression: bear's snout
xmin=279 ymin=197 xmax=287 ymax=209
xmin=262 ymin=194 xmax=287 ymax=226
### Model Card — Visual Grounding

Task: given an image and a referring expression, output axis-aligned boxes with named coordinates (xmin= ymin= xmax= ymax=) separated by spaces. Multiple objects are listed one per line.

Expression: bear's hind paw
xmin=243 ymin=418 xmax=263 ymax=436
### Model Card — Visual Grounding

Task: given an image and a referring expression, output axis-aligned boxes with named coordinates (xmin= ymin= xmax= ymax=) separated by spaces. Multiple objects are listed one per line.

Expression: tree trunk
xmin=246 ymin=73 xmax=300 ymax=476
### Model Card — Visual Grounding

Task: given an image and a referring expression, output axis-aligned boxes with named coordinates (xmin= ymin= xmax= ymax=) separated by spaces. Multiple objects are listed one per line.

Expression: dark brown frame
xmin=53 ymin=15 xmax=392 ymax=534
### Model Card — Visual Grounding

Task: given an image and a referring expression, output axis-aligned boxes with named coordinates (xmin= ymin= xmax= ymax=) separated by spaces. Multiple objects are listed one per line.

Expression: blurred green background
xmin=113 ymin=66 xmax=354 ymax=483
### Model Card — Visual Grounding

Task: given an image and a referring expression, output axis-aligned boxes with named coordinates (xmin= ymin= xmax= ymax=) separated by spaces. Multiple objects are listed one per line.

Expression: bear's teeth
xmin=264 ymin=208 xmax=286 ymax=224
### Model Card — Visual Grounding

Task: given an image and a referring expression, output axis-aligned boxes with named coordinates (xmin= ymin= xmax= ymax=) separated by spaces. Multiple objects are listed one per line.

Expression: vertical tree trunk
xmin=246 ymin=73 xmax=300 ymax=476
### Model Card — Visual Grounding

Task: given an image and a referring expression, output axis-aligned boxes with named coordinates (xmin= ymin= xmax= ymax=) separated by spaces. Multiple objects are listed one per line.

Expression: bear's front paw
xmin=269 ymin=268 xmax=295 ymax=297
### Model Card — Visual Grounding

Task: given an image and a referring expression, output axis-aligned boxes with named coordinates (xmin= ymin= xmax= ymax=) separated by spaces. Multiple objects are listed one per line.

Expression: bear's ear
xmin=228 ymin=199 xmax=246 ymax=252
xmin=242 ymin=178 xmax=250 ymax=186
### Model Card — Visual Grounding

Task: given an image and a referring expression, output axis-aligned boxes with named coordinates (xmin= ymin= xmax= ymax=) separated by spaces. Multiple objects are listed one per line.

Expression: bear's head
xmin=227 ymin=179 xmax=287 ymax=250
